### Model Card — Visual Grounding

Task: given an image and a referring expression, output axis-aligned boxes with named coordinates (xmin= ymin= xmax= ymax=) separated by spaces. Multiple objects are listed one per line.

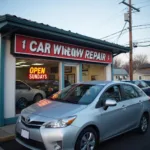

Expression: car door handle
xmin=139 ymin=100 xmax=142 ymax=105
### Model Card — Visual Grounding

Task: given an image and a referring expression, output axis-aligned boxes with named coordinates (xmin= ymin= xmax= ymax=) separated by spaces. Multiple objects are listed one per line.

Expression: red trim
xmin=15 ymin=34 xmax=112 ymax=64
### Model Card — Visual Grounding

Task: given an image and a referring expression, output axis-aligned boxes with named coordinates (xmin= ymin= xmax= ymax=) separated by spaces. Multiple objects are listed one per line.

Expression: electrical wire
xmin=138 ymin=44 xmax=150 ymax=47
xmin=101 ymin=23 xmax=150 ymax=40
xmin=133 ymin=26 xmax=150 ymax=30
xmin=133 ymin=24 xmax=150 ymax=28
xmin=116 ymin=22 xmax=127 ymax=43
xmin=134 ymin=37 xmax=150 ymax=41
xmin=134 ymin=0 xmax=150 ymax=5
xmin=101 ymin=28 xmax=128 ymax=39
xmin=135 ymin=41 xmax=150 ymax=44
xmin=139 ymin=4 xmax=150 ymax=8
xmin=123 ymin=38 xmax=150 ymax=45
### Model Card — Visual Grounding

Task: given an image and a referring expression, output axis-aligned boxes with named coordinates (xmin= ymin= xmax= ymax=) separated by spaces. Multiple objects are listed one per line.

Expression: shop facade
xmin=0 ymin=15 xmax=129 ymax=126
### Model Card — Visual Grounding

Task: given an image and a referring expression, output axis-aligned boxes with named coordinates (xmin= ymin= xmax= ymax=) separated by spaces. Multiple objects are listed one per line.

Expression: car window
xmin=122 ymin=84 xmax=139 ymax=100
xmin=135 ymin=81 xmax=141 ymax=87
xmin=49 ymin=84 xmax=104 ymax=105
xmin=16 ymin=81 xmax=29 ymax=90
xmin=100 ymin=85 xmax=121 ymax=103
xmin=135 ymin=81 xmax=148 ymax=88
xmin=140 ymin=81 xmax=149 ymax=88
xmin=134 ymin=86 xmax=146 ymax=97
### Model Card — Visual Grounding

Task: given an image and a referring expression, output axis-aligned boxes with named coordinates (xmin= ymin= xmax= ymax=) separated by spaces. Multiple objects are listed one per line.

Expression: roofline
xmin=0 ymin=14 xmax=130 ymax=53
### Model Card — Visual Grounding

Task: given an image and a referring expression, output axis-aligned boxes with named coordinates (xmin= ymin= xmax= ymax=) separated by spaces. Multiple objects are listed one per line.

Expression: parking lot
xmin=1 ymin=126 xmax=150 ymax=150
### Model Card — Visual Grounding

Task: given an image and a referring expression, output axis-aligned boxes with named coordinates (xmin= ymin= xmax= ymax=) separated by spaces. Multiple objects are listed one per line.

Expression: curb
xmin=0 ymin=135 xmax=15 ymax=142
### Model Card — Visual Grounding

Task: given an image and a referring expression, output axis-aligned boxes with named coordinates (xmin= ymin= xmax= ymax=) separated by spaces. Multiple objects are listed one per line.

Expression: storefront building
xmin=0 ymin=15 xmax=129 ymax=126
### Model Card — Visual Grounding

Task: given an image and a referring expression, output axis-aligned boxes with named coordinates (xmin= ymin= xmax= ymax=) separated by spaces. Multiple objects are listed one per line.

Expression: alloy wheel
xmin=141 ymin=116 xmax=148 ymax=132
xmin=80 ymin=132 xmax=96 ymax=150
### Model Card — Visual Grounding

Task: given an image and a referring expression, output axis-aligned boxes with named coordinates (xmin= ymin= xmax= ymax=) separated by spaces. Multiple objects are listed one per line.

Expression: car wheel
xmin=33 ymin=94 xmax=43 ymax=102
xmin=17 ymin=98 xmax=28 ymax=110
xmin=138 ymin=114 xmax=149 ymax=134
xmin=75 ymin=127 xmax=99 ymax=150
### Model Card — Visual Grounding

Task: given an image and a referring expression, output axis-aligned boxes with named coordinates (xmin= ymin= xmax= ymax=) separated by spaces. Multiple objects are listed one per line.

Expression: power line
xmin=133 ymin=23 xmax=150 ymax=28
xmin=139 ymin=4 xmax=150 ymax=8
xmin=134 ymin=37 xmax=150 ymax=41
xmin=123 ymin=38 xmax=150 ymax=45
xmin=134 ymin=0 xmax=150 ymax=5
xmin=136 ymin=41 xmax=150 ymax=43
xmin=101 ymin=28 xmax=128 ymax=39
xmin=133 ymin=26 xmax=150 ymax=30
xmin=101 ymin=23 xmax=150 ymax=40
xmin=116 ymin=22 xmax=127 ymax=43
xmin=138 ymin=44 xmax=150 ymax=47
xmin=99 ymin=8 xmax=128 ymax=29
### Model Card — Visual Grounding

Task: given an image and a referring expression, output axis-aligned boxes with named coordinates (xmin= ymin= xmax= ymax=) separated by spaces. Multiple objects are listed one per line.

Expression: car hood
xmin=22 ymin=99 xmax=87 ymax=119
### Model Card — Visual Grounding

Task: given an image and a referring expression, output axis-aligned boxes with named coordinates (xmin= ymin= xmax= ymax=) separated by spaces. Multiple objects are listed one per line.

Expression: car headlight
xmin=44 ymin=116 xmax=76 ymax=128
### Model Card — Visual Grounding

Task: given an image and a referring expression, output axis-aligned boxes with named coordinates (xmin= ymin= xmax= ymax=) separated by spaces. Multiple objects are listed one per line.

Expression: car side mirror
xmin=104 ymin=99 xmax=117 ymax=110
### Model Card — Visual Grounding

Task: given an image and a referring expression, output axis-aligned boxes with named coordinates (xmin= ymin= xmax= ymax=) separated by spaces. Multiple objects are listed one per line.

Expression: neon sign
xmin=29 ymin=67 xmax=48 ymax=80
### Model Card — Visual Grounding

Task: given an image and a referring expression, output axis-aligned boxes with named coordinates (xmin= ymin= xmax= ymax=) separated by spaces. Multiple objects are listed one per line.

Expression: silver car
xmin=15 ymin=81 xmax=150 ymax=150
xmin=16 ymin=80 xmax=46 ymax=109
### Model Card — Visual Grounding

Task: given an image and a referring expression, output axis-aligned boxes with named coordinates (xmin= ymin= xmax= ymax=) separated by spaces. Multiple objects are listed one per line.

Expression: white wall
xmin=106 ymin=64 xmax=112 ymax=81
xmin=4 ymin=39 xmax=16 ymax=118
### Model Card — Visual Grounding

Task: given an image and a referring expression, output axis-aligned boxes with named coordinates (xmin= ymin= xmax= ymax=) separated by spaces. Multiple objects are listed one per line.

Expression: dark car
xmin=143 ymin=80 xmax=150 ymax=86
xmin=28 ymin=80 xmax=71 ymax=98
xmin=124 ymin=80 xmax=150 ymax=96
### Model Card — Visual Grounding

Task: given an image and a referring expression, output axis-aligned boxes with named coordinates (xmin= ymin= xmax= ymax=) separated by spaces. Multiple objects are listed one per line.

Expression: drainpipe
xmin=0 ymin=34 xmax=5 ymax=126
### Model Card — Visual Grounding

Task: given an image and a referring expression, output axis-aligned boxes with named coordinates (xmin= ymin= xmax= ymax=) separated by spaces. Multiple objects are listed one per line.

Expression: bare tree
xmin=121 ymin=54 xmax=148 ymax=73
xmin=113 ymin=58 xmax=122 ymax=68
xmin=133 ymin=54 xmax=148 ymax=71
xmin=122 ymin=62 xmax=129 ymax=73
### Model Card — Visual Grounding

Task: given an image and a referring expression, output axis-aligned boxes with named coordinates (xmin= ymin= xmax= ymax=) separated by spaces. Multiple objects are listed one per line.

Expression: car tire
xmin=17 ymin=98 xmax=28 ymax=110
xmin=75 ymin=127 xmax=99 ymax=150
xmin=33 ymin=94 xmax=43 ymax=102
xmin=137 ymin=113 xmax=149 ymax=134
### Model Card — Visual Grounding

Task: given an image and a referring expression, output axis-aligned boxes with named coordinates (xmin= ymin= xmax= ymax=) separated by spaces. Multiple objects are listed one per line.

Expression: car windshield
xmin=49 ymin=84 xmax=104 ymax=105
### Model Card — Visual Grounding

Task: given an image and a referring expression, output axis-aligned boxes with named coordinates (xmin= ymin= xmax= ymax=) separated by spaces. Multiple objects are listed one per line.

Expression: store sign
xmin=15 ymin=34 xmax=112 ymax=63
xmin=29 ymin=67 xmax=48 ymax=80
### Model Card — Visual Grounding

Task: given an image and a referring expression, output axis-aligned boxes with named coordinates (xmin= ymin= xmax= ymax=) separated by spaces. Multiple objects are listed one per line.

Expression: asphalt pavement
xmin=0 ymin=127 xmax=150 ymax=150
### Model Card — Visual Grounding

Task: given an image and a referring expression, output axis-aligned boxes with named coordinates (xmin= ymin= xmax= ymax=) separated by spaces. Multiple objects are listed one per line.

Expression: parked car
xmin=124 ymin=80 xmax=150 ymax=96
xmin=16 ymin=81 xmax=150 ymax=150
xmin=143 ymin=80 xmax=150 ymax=86
xmin=16 ymin=80 xmax=46 ymax=109
xmin=28 ymin=80 xmax=71 ymax=98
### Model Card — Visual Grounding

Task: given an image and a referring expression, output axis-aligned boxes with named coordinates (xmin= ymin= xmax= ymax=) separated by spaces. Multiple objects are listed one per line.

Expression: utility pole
xmin=120 ymin=0 xmax=140 ymax=80
xmin=129 ymin=0 xmax=133 ymax=81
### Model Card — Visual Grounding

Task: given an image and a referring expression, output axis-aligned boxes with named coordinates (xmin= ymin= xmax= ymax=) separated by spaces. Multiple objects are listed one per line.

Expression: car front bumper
xmin=15 ymin=118 xmax=80 ymax=150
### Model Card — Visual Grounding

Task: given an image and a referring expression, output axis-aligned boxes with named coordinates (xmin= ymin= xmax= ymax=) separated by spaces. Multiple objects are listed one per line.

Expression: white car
xmin=16 ymin=80 xmax=46 ymax=109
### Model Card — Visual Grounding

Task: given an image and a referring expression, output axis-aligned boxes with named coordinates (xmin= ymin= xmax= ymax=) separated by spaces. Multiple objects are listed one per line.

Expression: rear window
xmin=134 ymin=86 xmax=146 ymax=97
xmin=122 ymin=84 xmax=139 ymax=100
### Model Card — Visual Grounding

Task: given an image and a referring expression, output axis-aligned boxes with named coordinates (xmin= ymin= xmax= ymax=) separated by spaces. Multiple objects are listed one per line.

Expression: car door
xmin=16 ymin=81 xmax=33 ymax=101
xmin=98 ymin=84 xmax=129 ymax=140
xmin=120 ymin=84 xmax=143 ymax=129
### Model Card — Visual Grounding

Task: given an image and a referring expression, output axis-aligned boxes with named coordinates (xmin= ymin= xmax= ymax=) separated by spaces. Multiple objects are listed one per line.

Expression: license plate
xmin=21 ymin=129 xmax=29 ymax=139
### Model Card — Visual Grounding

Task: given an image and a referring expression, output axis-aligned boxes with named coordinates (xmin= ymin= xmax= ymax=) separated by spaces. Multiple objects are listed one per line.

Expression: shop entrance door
xmin=64 ymin=63 xmax=80 ymax=87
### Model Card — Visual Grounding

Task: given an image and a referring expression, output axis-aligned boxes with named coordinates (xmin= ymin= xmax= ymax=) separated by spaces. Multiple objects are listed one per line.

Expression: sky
xmin=0 ymin=0 xmax=150 ymax=64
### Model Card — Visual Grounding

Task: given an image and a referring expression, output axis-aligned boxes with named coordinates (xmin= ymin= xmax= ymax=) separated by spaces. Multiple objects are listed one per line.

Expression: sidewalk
xmin=0 ymin=124 xmax=15 ymax=142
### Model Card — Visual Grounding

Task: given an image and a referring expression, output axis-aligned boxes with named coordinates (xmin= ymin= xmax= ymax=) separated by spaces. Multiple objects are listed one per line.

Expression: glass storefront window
xmin=82 ymin=63 xmax=106 ymax=82
xmin=15 ymin=58 xmax=60 ymax=114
